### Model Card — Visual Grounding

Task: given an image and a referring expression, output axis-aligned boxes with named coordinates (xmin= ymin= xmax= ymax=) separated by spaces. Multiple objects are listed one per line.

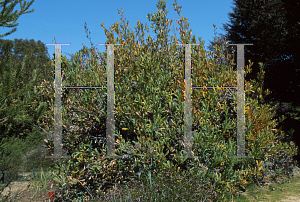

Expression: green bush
xmin=39 ymin=0 xmax=298 ymax=201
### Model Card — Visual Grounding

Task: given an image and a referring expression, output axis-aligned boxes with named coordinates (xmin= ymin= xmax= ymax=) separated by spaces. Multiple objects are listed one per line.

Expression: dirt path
xmin=233 ymin=168 xmax=300 ymax=202
xmin=0 ymin=171 xmax=54 ymax=199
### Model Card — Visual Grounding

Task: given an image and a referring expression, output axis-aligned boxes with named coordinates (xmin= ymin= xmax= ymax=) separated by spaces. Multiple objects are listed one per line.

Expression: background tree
xmin=208 ymin=0 xmax=300 ymax=162
xmin=0 ymin=0 xmax=39 ymax=127
xmin=0 ymin=0 xmax=35 ymax=37
xmin=0 ymin=38 xmax=54 ymax=96
xmin=0 ymin=0 xmax=57 ymax=181
xmin=0 ymin=38 xmax=55 ymax=138
xmin=0 ymin=39 xmax=52 ymax=182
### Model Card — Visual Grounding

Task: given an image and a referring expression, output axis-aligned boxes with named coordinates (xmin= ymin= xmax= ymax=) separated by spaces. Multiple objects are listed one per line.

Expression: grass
xmin=229 ymin=173 xmax=300 ymax=202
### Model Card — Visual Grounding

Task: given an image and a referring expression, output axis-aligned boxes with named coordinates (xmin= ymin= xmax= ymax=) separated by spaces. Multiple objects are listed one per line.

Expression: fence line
xmin=42 ymin=42 xmax=253 ymax=162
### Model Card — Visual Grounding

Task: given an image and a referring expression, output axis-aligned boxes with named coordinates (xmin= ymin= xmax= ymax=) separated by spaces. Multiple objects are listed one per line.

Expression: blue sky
xmin=1 ymin=0 xmax=235 ymax=65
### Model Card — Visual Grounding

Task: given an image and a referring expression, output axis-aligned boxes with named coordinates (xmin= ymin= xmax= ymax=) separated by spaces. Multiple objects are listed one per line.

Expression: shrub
xmin=38 ymin=0 xmax=298 ymax=201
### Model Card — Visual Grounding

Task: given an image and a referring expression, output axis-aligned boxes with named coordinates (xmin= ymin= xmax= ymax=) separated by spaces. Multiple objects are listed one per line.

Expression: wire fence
xmin=43 ymin=42 xmax=253 ymax=163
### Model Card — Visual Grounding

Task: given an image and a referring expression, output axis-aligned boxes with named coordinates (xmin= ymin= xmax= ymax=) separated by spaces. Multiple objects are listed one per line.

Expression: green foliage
xmin=40 ymin=0 xmax=298 ymax=200
xmin=0 ymin=39 xmax=55 ymax=184
xmin=0 ymin=38 xmax=54 ymax=86
xmin=0 ymin=39 xmax=42 ymax=131
xmin=0 ymin=133 xmax=52 ymax=184
xmin=0 ymin=0 xmax=58 ymax=189
xmin=0 ymin=0 xmax=35 ymax=37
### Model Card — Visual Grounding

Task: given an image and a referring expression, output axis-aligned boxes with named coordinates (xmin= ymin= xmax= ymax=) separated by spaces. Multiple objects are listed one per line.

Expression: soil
xmin=0 ymin=171 xmax=58 ymax=202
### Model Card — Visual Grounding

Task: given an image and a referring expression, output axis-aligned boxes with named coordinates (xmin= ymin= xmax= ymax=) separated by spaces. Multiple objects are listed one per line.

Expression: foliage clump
xmin=38 ymin=0 xmax=298 ymax=200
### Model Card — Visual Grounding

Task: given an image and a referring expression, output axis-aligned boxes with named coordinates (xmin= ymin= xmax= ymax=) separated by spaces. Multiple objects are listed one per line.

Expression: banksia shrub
xmin=38 ymin=0 xmax=298 ymax=200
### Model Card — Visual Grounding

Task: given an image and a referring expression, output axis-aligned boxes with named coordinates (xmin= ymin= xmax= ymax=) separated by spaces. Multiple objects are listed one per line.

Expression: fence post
xmin=228 ymin=44 xmax=253 ymax=159
xmin=106 ymin=44 xmax=116 ymax=158
xmin=45 ymin=43 xmax=71 ymax=160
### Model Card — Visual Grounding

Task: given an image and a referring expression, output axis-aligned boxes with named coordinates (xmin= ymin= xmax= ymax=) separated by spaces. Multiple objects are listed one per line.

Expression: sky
xmin=1 ymin=0 xmax=236 ymax=68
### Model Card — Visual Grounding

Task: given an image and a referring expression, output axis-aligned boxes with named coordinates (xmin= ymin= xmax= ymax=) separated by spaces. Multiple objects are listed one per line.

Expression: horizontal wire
xmin=47 ymin=86 xmax=239 ymax=89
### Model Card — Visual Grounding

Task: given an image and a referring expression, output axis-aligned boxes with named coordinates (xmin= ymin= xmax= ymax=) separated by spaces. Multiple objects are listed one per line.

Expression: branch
xmin=0 ymin=0 xmax=35 ymax=37
xmin=0 ymin=115 xmax=8 ymax=124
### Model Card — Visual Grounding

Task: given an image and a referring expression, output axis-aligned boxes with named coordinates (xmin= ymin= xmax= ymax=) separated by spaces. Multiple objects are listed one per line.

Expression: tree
xmin=0 ymin=39 xmax=52 ymax=182
xmin=0 ymin=38 xmax=55 ymax=137
xmin=0 ymin=38 xmax=54 ymax=96
xmin=63 ymin=22 xmax=103 ymax=73
xmin=0 ymin=0 xmax=35 ymax=37
xmin=0 ymin=1 xmax=43 ymax=119
xmin=218 ymin=0 xmax=298 ymax=99
xmin=208 ymin=0 xmax=296 ymax=104
xmin=0 ymin=0 xmax=56 ymax=179
xmin=0 ymin=38 xmax=50 ymax=137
